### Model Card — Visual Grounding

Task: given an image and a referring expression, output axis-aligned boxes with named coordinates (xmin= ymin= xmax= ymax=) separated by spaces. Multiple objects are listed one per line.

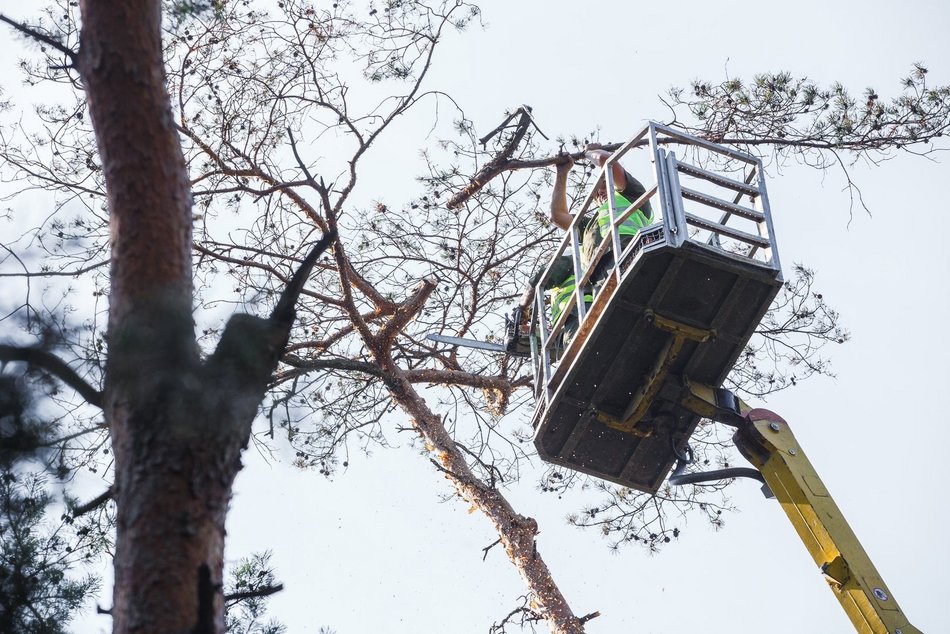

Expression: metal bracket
xmin=678 ymin=377 xmax=750 ymax=427
xmin=821 ymin=555 xmax=852 ymax=589
xmin=600 ymin=312 xmax=714 ymax=434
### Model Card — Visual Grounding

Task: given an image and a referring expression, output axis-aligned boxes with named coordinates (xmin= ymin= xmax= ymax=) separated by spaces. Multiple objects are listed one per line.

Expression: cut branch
xmin=579 ymin=612 xmax=601 ymax=624
xmin=447 ymin=106 xmax=545 ymax=209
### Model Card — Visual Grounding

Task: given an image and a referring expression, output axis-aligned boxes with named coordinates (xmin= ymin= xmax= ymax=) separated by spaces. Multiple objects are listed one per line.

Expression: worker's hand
xmin=554 ymin=153 xmax=574 ymax=176
xmin=584 ymin=143 xmax=611 ymax=167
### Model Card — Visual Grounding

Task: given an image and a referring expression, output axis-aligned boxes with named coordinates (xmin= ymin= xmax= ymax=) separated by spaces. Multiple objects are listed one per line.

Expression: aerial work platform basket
xmin=530 ymin=122 xmax=783 ymax=494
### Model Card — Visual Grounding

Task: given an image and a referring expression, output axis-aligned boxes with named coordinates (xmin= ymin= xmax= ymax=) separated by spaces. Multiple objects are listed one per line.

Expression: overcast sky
xmin=2 ymin=0 xmax=948 ymax=632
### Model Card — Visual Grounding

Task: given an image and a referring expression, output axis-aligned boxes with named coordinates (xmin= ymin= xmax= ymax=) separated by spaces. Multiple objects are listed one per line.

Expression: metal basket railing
xmin=530 ymin=122 xmax=781 ymax=404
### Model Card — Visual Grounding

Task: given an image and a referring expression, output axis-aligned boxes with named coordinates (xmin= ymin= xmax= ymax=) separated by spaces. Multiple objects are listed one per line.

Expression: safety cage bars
xmin=529 ymin=121 xmax=782 ymax=403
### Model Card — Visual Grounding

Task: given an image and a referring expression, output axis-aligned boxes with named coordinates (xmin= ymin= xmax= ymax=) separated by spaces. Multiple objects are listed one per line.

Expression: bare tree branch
xmin=0 ymin=345 xmax=102 ymax=408
xmin=375 ymin=278 xmax=438 ymax=348
xmin=447 ymin=106 xmax=545 ymax=209
xmin=71 ymin=486 xmax=113 ymax=517
xmin=0 ymin=13 xmax=77 ymax=60
xmin=224 ymin=583 xmax=284 ymax=605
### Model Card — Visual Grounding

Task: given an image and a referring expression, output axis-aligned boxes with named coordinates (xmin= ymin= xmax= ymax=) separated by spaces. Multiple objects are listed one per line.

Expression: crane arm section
xmin=674 ymin=382 xmax=919 ymax=633
xmin=732 ymin=408 xmax=920 ymax=634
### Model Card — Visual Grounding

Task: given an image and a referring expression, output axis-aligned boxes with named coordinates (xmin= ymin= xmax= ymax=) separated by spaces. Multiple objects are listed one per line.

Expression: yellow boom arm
xmin=679 ymin=383 xmax=920 ymax=633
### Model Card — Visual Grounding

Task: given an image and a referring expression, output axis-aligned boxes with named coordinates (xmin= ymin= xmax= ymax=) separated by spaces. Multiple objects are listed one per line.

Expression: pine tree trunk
xmin=77 ymin=1 xmax=243 ymax=631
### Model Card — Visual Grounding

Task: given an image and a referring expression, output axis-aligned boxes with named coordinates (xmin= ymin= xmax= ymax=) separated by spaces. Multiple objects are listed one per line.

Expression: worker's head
xmin=586 ymin=149 xmax=612 ymax=202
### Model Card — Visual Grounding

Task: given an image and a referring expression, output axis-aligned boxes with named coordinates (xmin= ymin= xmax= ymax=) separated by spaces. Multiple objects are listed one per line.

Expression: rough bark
xmin=76 ymin=2 xmax=255 ymax=631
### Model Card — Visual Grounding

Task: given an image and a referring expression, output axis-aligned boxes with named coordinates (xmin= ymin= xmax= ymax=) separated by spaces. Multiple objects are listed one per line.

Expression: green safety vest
xmin=548 ymin=275 xmax=593 ymax=322
xmin=594 ymin=193 xmax=654 ymax=238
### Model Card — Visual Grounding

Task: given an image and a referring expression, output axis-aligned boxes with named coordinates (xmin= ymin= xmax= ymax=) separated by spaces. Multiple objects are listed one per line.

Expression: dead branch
xmin=481 ymin=538 xmax=502 ymax=561
xmin=489 ymin=594 xmax=545 ymax=634
xmin=403 ymin=367 xmax=517 ymax=391
xmin=447 ymin=106 xmax=550 ymax=209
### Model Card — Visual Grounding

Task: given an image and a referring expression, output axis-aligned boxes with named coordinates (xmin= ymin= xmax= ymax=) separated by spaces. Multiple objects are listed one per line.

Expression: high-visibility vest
xmin=548 ymin=275 xmax=593 ymax=322
xmin=595 ymin=193 xmax=653 ymax=238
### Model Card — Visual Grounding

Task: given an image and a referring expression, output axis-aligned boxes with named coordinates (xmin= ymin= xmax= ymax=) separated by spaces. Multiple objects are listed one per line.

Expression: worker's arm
xmin=549 ymin=157 xmax=574 ymax=230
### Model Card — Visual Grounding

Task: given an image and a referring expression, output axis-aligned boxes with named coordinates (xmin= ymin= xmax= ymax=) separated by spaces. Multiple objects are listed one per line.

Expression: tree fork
xmin=69 ymin=2 xmax=338 ymax=632
xmin=353 ymin=271 xmax=588 ymax=631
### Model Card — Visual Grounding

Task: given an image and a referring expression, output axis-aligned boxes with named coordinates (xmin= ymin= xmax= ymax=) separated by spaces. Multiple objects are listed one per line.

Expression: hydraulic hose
xmin=668 ymin=443 xmax=768 ymax=489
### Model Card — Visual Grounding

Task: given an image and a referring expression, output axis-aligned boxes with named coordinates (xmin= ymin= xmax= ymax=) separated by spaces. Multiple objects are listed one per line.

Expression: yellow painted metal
xmin=649 ymin=311 xmax=715 ymax=343
xmin=597 ymin=334 xmax=678 ymax=434
xmin=734 ymin=411 xmax=920 ymax=634
xmin=599 ymin=313 xmax=713 ymax=434
xmin=678 ymin=377 xmax=751 ymax=426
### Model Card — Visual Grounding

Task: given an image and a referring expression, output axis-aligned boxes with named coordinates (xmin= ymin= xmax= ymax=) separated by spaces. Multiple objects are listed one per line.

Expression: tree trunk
xmin=77 ymin=1 xmax=244 ymax=631
xmin=75 ymin=2 xmax=585 ymax=631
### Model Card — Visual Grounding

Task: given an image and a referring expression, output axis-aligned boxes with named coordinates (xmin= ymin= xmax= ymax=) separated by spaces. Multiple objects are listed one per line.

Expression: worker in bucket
xmin=505 ymin=143 xmax=655 ymax=356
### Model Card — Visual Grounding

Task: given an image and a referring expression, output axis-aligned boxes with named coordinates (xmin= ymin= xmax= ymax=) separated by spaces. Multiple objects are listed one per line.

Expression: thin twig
xmin=286 ymin=128 xmax=323 ymax=193
xmin=0 ymin=260 xmax=109 ymax=278
xmin=455 ymin=440 xmax=504 ymax=488
xmin=481 ymin=538 xmax=501 ymax=561
xmin=428 ymin=457 xmax=475 ymax=485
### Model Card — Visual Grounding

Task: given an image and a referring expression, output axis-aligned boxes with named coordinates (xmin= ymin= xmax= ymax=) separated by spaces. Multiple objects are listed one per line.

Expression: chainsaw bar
xmin=425 ymin=333 xmax=507 ymax=354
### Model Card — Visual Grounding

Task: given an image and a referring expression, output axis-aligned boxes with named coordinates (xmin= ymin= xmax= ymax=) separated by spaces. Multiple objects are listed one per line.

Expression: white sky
xmin=2 ymin=0 xmax=948 ymax=632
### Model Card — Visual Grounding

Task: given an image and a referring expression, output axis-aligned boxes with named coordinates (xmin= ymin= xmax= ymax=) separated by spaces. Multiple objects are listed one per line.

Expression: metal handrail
xmin=531 ymin=122 xmax=781 ymax=396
